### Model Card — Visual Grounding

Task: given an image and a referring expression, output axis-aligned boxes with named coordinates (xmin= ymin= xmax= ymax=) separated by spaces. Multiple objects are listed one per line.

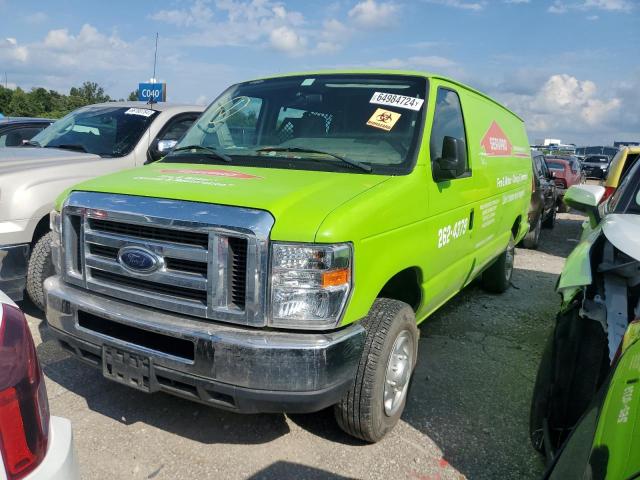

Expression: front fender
xmin=557 ymin=226 xmax=602 ymax=304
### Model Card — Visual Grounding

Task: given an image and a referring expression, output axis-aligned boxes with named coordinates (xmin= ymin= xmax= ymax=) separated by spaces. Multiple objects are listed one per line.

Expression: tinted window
xmin=0 ymin=126 xmax=45 ymax=146
xmin=429 ymin=88 xmax=467 ymax=170
xmin=170 ymin=74 xmax=428 ymax=174
xmin=31 ymin=106 xmax=159 ymax=157
xmin=547 ymin=161 xmax=565 ymax=170
xmin=158 ymin=116 xmax=198 ymax=142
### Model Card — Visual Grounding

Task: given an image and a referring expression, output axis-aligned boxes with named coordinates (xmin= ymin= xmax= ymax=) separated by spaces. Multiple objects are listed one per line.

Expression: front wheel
xmin=26 ymin=231 xmax=56 ymax=311
xmin=334 ymin=298 xmax=419 ymax=442
xmin=481 ymin=234 xmax=515 ymax=293
xmin=542 ymin=205 xmax=557 ymax=228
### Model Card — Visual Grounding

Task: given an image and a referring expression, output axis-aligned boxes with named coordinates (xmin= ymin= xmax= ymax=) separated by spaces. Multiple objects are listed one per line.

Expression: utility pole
xmin=152 ymin=33 xmax=159 ymax=83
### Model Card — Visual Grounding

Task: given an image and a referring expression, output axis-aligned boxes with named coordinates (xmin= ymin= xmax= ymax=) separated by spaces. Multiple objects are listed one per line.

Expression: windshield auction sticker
xmin=125 ymin=107 xmax=155 ymax=117
xmin=367 ymin=108 xmax=401 ymax=131
xmin=370 ymin=92 xmax=424 ymax=111
xmin=160 ymin=169 xmax=261 ymax=179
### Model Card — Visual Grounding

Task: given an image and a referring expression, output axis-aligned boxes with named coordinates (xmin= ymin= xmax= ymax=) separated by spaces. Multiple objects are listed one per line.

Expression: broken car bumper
xmin=44 ymin=276 xmax=365 ymax=413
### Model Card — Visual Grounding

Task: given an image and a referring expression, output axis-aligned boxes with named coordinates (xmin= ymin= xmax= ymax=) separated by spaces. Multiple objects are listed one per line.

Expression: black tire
xmin=529 ymin=334 xmax=554 ymax=453
xmin=334 ymin=298 xmax=419 ymax=443
xmin=521 ymin=216 xmax=541 ymax=250
xmin=542 ymin=205 xmax=556 ymax=229
xmin=26 ymin=231 xmax=55 ymax=311
xmin=557 ymin=199 xmax=568 ymax=213
xmin=481 ymin=234 xmax=515 ymax=293
xmin=529 ymin=304 xmax=609 ymax=454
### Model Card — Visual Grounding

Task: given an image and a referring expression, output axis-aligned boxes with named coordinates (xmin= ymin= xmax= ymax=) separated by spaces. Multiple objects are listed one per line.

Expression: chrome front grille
xmin=60 ymin=192 xmax=274 ymax=327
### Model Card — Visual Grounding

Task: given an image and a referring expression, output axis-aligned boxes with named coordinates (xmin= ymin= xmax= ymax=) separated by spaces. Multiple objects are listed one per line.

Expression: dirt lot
xmin=22 ymin=212 xmax=586 ymax=480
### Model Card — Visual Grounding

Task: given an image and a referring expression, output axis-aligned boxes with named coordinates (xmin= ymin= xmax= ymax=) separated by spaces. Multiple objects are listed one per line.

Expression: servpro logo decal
xmin=160 ymin=169 xmax=261 ymax=179
xmin=480 ymin=121 xmax=513 ymax=157
xmin=480 ymin=121 xmax=530 ymax=158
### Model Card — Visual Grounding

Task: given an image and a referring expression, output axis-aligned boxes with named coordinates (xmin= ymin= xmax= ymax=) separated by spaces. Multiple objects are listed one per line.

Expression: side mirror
xmin=434 ymin=136 xmax=467 ymax=181
xmin=148 ymin=139 xmax=178 ymax=163
xmin=157 ymin=139 xmax=178 ymax=154
xmin=564 ymin=184 xmax=605 ymax=226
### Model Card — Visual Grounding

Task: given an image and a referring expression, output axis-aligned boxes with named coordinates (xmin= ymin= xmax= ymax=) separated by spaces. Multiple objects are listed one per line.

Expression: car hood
xmin=0 ymin=146 xmax=101 ymax=175
xmin=62 ymin=162 xmax=391 ymax=242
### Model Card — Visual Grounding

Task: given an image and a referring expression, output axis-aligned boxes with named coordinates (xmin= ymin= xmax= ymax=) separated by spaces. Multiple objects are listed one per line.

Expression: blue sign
xmin=138 ymin=83 xmax=166 ymax=103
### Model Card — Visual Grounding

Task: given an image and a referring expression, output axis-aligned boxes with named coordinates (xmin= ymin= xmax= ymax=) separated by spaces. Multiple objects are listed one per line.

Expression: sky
xmin=0 ymin=0 xmax=638 ymax=145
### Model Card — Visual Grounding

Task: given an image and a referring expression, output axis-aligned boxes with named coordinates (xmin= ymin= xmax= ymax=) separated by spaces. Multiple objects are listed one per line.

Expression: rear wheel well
xmin=378 ymin=268 xmax=422 ymax=311
xmin=31 ymin=215 xmax=51 ymax=246
xmin=511 ymin=216 xmax=522 ymax=239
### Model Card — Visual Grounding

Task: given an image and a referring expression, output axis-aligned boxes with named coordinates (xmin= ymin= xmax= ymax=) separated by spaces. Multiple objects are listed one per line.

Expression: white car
xmin=0 ymin=291 xmax=78 ymax=480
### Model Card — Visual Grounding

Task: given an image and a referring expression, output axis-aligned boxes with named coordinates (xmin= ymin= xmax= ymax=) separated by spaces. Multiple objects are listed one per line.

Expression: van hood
xmin=64 ymin=162 xmax=391 ymax=241
xmin=0 ymin=146 xmax=101 ymax=175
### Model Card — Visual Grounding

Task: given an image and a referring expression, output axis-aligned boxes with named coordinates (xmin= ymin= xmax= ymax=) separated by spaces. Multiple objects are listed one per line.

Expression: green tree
xmin=0 ymin=86 xmax=13 ymax=115
xmin=127 ymin=90 xmax=138 ymax=101
xmin=69 ymin=81 xmax=111 ymax=104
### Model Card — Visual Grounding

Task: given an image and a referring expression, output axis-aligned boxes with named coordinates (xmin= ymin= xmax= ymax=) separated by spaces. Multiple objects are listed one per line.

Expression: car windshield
xmin=587 ymin=156 xmax=609 ymax=163
xmin=30 ymin=106 xmax=159 ymax=157
xmin=163 ymin=74 xmax=428 ymax=174
xmin=546 ymin=161 xmax=565 ymax=170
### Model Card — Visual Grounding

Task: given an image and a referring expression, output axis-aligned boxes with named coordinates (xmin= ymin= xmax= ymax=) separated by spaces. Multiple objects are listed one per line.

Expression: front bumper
xmin=44 ymin=276 xmax=365 ymax=414
xmin=0 ymin=243 xmax=29 ymax=301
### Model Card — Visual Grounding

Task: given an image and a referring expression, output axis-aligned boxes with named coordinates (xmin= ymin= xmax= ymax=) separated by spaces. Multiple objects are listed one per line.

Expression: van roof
xmin=248 ymin=69 xmax=524 ymax=122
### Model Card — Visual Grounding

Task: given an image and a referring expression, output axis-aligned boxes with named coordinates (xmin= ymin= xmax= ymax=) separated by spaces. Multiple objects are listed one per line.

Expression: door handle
xmin=469 ymin=209 xmax=474 ymax=230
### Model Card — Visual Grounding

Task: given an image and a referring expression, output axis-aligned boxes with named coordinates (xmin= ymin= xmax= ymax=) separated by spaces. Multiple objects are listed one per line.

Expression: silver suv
xmin=0 ymin=102 xmax=204 ymax=307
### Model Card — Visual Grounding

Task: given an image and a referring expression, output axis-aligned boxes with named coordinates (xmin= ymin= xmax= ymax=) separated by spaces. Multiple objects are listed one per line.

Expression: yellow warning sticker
xmin=366 ymin=108 xmax=401 ymax=132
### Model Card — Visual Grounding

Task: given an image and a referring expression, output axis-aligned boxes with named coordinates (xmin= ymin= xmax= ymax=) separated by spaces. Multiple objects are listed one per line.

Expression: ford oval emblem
xmin=117 ymin=247 xmax=162 ymax=274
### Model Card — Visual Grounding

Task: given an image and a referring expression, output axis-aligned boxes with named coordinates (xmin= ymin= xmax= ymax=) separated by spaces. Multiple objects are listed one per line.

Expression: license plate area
xmin=102 ymin=344 xmax=152 ymax=392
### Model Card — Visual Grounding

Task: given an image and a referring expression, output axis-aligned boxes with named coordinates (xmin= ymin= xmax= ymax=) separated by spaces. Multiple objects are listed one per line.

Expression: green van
xmin=45 ymin=71 xmax=531 ymax=441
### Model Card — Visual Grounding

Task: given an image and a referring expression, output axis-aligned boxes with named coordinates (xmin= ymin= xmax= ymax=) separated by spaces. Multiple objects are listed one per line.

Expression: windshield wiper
xmin=169 ymin=145 xmax=232 ymax=163
xmin=255 ymin=147 xmax=372 ymax=173
xmin=47 ymin=144 xmax=88 ymax=153
xmin=24 ymin=140 xmax=41 ymax=147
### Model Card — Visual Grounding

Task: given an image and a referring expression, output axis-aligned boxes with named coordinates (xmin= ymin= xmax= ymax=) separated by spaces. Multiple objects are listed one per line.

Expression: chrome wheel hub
xmin=383 ymin=330 xmax=414 ymax=416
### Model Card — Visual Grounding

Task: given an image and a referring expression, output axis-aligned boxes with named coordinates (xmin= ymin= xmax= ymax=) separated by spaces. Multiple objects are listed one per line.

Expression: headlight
xmin=50 ymin=210 xmax=62 ymax=274
xmin=270 ymin=243 xmax=352 ymax=329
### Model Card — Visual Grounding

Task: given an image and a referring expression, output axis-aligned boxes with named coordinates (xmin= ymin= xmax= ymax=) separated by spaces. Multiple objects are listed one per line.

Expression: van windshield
xmin=30 ymin=106 xmax=159 ymax=157
xmin=164 ymin=74 xmax=428 ymax=174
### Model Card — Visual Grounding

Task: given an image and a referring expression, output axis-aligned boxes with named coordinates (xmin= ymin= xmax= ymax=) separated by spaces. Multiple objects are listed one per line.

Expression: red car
xmin=545 ymin=156 xmax=584 ymax=211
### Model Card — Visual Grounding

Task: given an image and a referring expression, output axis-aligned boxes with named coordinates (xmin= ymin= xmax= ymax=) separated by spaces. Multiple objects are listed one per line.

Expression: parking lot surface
xmin=23 ymin=212 xmax=586 ymax=480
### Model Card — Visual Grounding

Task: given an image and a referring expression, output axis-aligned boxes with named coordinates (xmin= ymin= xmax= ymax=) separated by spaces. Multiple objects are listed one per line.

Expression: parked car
xmin=542 ymin=321 xmax=640 ymax=478
xmin=545 ymin=155 xmax=584 ymax=211
xmin=0 ymin=117 xmax=54 ymax=147
xmin=44 ymin=71 xmax=532 ymax=442
xmin=0 ymin=290 xmax=79 ymax=479
xmin=0 ymin=102 xmax=204 ymax=308
xmin=582 ymin=154 xmax=611 ymax=179
xmin=521 ymin=150 xmax=557 ymax=249
xmin=529 ymin=156 xmax=640 ymax=456
xmin=601 ymin=145 xmax=640 ymax=203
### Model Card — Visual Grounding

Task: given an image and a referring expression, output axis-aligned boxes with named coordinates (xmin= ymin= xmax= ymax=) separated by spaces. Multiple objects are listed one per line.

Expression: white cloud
xmin=425 ymin=0 xmax=486 ymax=11
xmin=269 ymin=25 xmax=306 ymax=53
xmin=348 ymin=0 xmax=399 ymax=27
xmin=494 ymin=74 xmax=623 ymax=142
xmin=1 ymin=37 xmax=28 ymax=62
xmin=548 ymin=0 xmax=633 ymax=13
xmin=150 ymin=0 xmax=214 ymax=28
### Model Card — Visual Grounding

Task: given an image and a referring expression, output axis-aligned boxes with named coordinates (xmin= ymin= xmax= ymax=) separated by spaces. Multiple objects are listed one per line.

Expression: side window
xmin=158 ymin=115 xmax=198 ymax=142
xmin=0 ymin=126 xmax=45 ymax=146
xmin=429 ymin=88 xmax=468 ymax=171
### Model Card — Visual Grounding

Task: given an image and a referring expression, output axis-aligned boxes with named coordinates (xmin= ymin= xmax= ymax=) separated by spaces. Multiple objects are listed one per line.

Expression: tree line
xmin=0 ymin=82 xmax=137 ymax=119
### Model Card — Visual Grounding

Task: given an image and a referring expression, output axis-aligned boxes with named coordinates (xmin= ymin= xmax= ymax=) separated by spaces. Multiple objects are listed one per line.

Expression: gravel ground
xmin=22 ymin=212 xmax=586 ymax=480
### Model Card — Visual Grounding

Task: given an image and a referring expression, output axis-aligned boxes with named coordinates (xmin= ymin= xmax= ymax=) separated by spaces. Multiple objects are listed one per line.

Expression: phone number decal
xmin=437 ymin=218 xmax=468 ymax=248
